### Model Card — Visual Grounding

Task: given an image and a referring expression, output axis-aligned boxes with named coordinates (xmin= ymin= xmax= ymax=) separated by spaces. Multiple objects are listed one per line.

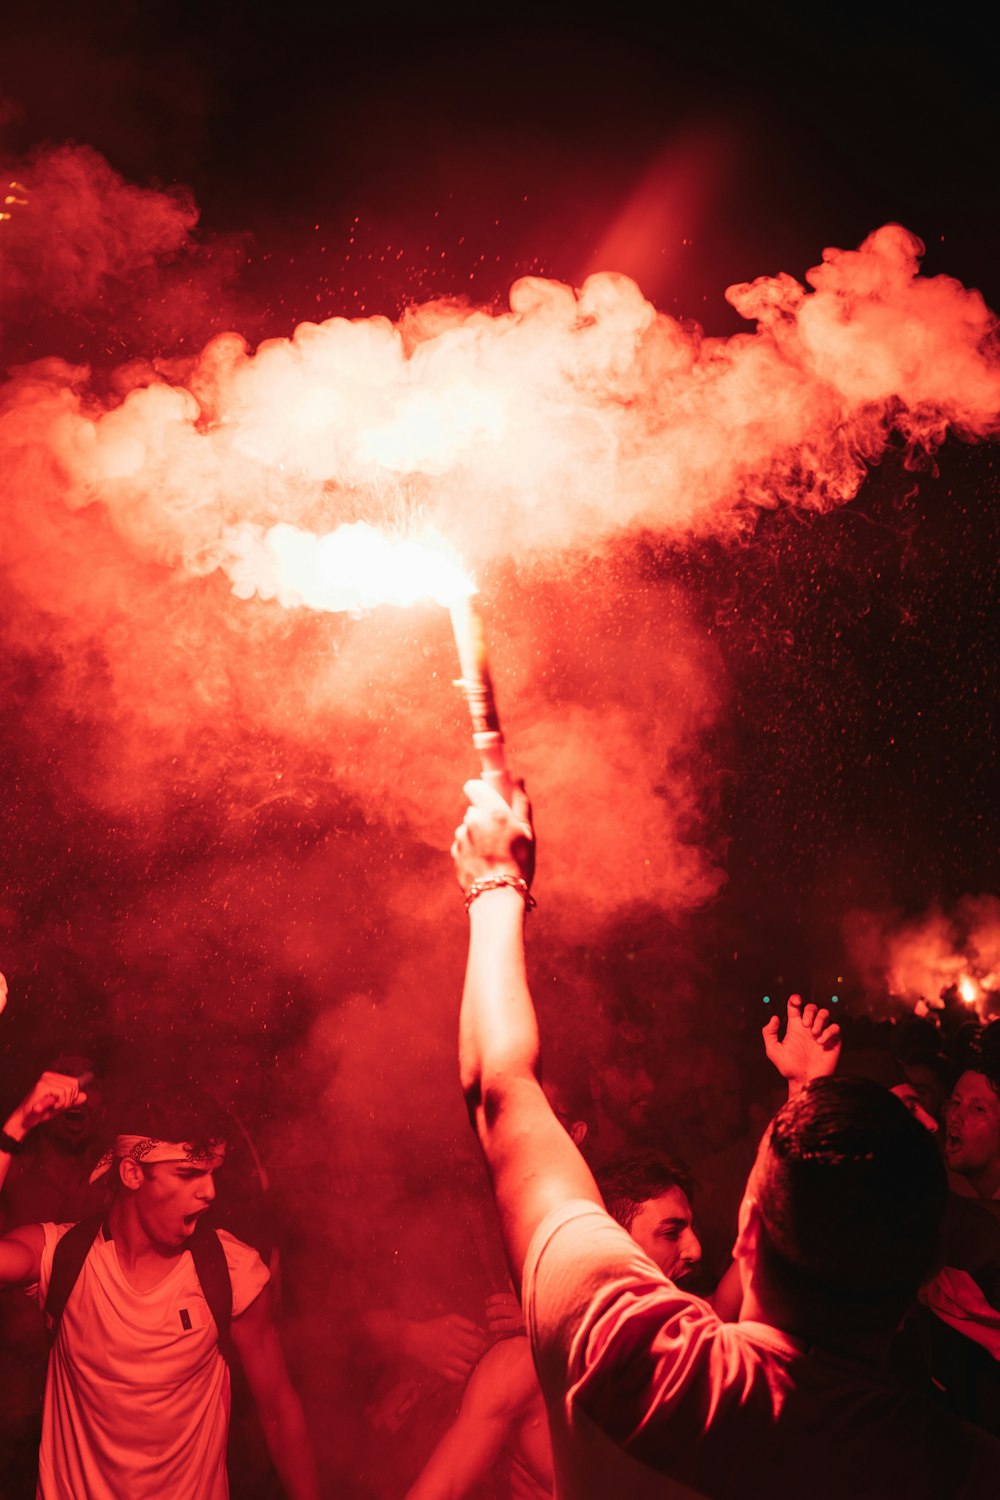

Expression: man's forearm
xmin=0 ymin=1106 xmax=28 ymax=1196
xmin=458 ymin=884 xmax=601 ymax=1285
xmin=258 ymin=1388 xmax=321 ymax=1500
xmin=404 ymin=1418 xmax=498 ymax=1500
xmin=453 ymin=781 xmax=603 ymax=1285
xmin=0 ymin=1144 xmax=14 ymax=1198
xmin=459 ymin=887 xmax=539 ymax=1114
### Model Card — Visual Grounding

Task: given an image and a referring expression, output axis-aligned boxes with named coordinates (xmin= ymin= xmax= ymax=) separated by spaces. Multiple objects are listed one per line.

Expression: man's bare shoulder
xmin=0 ymin=1220 xmax=49 ymax=1289
xmin=4 ymin=1222 xmax=46 ymax=1251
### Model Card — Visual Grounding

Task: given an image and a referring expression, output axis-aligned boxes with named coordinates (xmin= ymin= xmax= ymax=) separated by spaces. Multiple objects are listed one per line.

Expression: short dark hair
xmin=112 ymin=1084 xmax=228 ymax=1162
xmin=595 ymin=1151 xmax=695 ymax=1234
xmin=970 ymin=1020 xmax=1000 ymax=1098
xmin=899 ymin=1047 xmax=957 ymax=1095
xmin=755 ymin=1076 xmax=947 ymax=1335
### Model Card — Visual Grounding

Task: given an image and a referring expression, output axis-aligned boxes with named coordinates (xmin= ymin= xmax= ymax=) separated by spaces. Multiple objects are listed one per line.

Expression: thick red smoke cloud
xmin=1 ymin=148 xmax=997 ymax=925
xmin=0 ymin=140 xmax=997 ymax=1097
xmin=0 ymin=143 xmax=197 ymax=313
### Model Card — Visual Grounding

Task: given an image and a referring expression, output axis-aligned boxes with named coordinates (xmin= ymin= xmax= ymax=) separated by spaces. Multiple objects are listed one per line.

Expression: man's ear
xmin=118 ymin=1157 xmax=144 ymax=1194
xmin=733 ymin=1192 xmax=761 ymax=1263
xmin=569 ymin=1120 xmax=589 ymax=1148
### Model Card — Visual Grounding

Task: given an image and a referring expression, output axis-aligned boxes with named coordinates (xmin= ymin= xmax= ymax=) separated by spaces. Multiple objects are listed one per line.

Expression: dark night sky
xmin=0 ymin=2 xmax=997 ymax=1069
xmin=3 ymin=4 xmax=998 ymax=322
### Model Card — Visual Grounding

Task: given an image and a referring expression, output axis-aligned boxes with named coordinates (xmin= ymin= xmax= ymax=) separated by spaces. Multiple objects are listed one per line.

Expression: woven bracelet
xmin=464 ymin=875 xmax=537 ymax=912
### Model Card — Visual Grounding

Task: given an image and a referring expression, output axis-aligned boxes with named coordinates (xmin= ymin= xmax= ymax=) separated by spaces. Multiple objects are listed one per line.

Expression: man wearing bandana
xmin=0 ymin=1075 xmax=319 ymax=1500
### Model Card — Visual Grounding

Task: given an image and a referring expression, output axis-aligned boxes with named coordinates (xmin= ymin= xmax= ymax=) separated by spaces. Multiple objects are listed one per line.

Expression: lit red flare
xmin=958 ymin=974 xmax=984 ymax=1009
xmin=224 ymin=519 xmax=474 ymax=613
xmin=222 ymin=518 xmax=514 ymax=798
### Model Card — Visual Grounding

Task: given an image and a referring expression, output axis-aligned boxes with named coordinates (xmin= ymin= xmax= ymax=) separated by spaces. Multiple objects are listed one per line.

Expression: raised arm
xmin=711 ymin=996 xmax=841 ymax=1320
xmin=762 ymin=993 xmax=841 ymax=1099
xmin=453 ymin=780 xmax=601 ymax=1291
xmin=0 ymin=1069 xmax=90 ymax=1286
xmin=1 ymin=1068 xmax=91 ymax=1193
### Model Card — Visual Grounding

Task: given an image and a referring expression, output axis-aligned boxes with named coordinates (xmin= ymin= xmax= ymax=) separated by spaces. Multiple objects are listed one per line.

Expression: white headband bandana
xmin=89 ymin=1135 xmax=227 ymax=1185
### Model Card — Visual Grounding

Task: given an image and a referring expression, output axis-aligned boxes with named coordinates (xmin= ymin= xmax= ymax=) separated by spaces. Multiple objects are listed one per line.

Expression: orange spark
xmin=0 ymin=181 xmax=28 ymax=222
xmin=958 ymin=974 xmax=981 ymax=1006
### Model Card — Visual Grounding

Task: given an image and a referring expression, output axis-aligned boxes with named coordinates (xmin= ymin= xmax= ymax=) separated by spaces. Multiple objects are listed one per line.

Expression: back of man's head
xmin=753 ymin=1075 xmax=947 ymax=1336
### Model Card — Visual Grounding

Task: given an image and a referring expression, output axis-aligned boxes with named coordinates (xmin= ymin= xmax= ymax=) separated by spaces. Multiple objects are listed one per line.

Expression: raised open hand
xmin=762 ymin=994 xmax=841 ymax=1097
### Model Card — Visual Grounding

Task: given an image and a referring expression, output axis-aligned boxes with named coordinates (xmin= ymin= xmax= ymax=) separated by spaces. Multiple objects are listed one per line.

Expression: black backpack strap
xmin=44 ymin=1214 xmax=105 ymax=1339
xmin=44 ymin=1214 xmax=234 ymax=1361
xmin=188 ymin=1222 xmax=234 ymax=1362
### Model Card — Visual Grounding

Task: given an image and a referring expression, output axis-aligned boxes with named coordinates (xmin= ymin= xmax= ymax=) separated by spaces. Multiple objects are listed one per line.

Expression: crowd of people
xmin=2 ymin=776 xmax=1000 ymax=1497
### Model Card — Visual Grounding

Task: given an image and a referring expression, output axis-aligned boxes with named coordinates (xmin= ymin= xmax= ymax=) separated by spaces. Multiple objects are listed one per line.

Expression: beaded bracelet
xmin=464 ymin=875 xmax=537 ymax=912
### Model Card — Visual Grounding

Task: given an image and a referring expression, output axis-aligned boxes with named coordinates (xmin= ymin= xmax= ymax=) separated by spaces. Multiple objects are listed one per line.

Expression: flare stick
xmin=449 ymin=595 xmax=514 ymax=805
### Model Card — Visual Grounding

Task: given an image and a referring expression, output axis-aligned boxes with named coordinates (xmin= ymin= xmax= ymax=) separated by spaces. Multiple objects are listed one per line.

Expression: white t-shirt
xmin=523 ymin=1201 xmax=1000 ymax=1500
xmin=34 ymin=1222 xmax=269 ymax=1500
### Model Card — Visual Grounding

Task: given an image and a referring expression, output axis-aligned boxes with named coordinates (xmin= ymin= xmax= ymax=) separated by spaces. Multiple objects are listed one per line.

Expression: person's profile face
xmin=945 ymin=1071 xmax=1000 ymax=1176
xmin=628 ymin=1187 xmax=701 ymax=1281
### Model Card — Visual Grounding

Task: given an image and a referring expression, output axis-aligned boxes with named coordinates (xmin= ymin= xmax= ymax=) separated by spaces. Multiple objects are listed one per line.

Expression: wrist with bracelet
xmin=464 ymin=875 xmax=536 ymax=913
xmin=0 ymin=1125 xmax=26 ymax=1155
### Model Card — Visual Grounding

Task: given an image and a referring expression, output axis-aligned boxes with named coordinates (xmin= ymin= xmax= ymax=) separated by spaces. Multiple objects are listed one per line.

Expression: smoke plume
xmin=2 ymin=149 xmax=997 ymax=919
xmin=844 ymin=895 xmax=1000 ymax=1019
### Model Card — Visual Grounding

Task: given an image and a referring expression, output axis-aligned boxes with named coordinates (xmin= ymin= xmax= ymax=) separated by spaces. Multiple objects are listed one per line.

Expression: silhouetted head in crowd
xmin=838 ymin=1047 xmax=938 ymax=1134
xmin=589 ymin=1029 xmax=656 ymax=1153
xmin=595 ymin=1150 xmax=701 ymax=1281
xmin=735 ymin=1076 xmax=947 ymax=1346
xmin=945 ymin=1024 xmax=1000 ymax=1201
xmin=900 ymin=1048 xmax=957 ymax=1126
xmin=38 ymin=1053 xmax=105 ymax=1156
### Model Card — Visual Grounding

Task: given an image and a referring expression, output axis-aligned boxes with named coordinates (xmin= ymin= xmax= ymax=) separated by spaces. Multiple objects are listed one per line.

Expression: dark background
xmin=3 ymin=4 xmax=998 ymax=328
